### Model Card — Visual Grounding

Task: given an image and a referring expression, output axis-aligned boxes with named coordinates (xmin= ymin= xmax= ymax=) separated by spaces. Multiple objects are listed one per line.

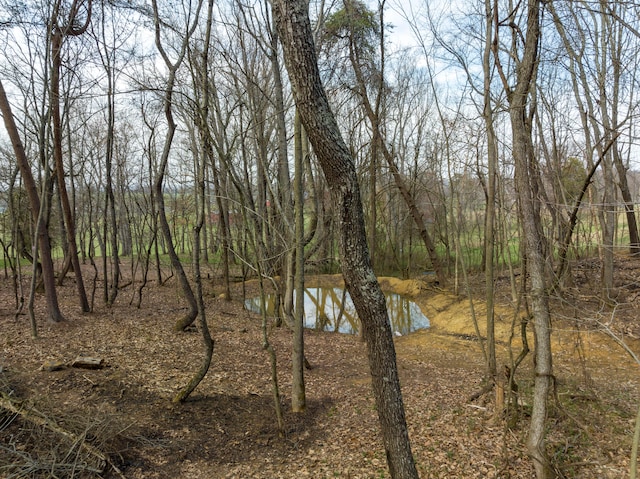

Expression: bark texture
xmin=272 ymin=1 xmax=418 ymax=477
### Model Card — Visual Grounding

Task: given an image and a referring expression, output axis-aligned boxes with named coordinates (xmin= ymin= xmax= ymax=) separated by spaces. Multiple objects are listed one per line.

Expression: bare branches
xmin=0 ymin=391 xmax=127 ymax=479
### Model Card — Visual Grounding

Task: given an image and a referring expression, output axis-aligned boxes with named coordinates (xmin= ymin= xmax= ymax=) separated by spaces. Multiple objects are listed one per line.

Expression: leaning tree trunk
xmin=346 ymin=20 xmax=445 ymax=286
xmin=272 ymin=1 xmax=418 ymax=477
xmin=0 ymin=79 xmax=64 ymax=323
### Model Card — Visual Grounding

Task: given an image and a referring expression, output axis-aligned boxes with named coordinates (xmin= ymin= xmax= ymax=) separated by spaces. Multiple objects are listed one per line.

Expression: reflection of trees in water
xmin=316 ymin=313 xmax=330 ymax=332
xmin=385 ymin=295 xmax=427 ymax=336
xmin=325 ymin=288 xmax=357 ymax=333
xmin=303 ymin=287 xmax=327 ymax=331
xmin=333 ymin=288 xmax=351 ymax=333
xmin=246 ymin=288 xmax=428 ymax=335
xmin=387 ymin=295 xmax=402 ymax=334
xmin=304 ymin=287 xmax=357 ymax=333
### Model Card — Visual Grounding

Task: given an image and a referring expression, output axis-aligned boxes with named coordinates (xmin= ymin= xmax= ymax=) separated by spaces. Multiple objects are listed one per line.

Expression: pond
xmin=244 ymin=287 xmax=430 ymax=336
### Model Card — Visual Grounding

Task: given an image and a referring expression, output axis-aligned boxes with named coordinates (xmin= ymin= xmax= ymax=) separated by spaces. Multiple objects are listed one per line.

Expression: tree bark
xmin=272 ymin=1 xmax=418 ymax=476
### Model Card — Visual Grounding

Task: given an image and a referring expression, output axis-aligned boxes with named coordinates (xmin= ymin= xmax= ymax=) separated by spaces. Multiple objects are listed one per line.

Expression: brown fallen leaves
xmin=0 ymin=266 xmax=639 ymax=478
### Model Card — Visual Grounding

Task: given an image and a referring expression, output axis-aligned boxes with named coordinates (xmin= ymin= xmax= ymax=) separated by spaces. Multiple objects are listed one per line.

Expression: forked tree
xmin=493 ymin=0 xmax=553 ymax=476
xmin=150 ymin=0 xmax=203 ymax=332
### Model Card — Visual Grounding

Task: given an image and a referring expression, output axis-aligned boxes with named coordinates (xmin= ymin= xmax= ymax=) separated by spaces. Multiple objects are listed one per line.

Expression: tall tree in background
xmin=324 ymin=0 xmax=445 ymax=284
xmin=272 ymin=0 xmax=419 ymax=476
xmin=93 ymin=0 xmax=122 ymax=305
xmin=481 ymin=0 xmax=498 ymax=380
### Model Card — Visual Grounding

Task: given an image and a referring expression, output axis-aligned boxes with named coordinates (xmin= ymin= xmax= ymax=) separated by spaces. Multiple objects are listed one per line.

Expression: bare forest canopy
xmin=2 ymin=0 xmax=640 ymax=478
xmin=0 ymin=0 xmax=639 ymax=284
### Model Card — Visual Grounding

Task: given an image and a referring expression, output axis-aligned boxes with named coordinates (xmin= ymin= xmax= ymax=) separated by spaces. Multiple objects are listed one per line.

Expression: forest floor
xmin=2 ymin=255 xmax=640 ymax=478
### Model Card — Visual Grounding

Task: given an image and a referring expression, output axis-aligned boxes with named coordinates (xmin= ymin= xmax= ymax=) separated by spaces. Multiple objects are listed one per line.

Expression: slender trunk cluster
xmin=493 ymin=1 xmax=553 ymax=477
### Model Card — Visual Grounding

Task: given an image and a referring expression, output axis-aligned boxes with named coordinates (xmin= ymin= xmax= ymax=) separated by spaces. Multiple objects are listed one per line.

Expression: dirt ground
xmin=1 ymin=256 xmax=640 ymax=478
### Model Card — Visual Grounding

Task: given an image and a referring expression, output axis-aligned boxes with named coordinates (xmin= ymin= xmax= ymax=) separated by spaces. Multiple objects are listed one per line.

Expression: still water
xmin=245 ymin=287 xmax=429 ymax=336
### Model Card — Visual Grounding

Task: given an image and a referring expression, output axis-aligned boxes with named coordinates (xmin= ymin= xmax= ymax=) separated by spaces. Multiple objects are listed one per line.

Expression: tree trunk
xmin=511 ymin=107 xmax=554 ymax=479
xmin=172 ymin=0 xmax=216 ymax=403
xmin=292 ymin=110 xmax=306 ymax=412
xmin=599 ymin=153 xmax=615 ymax=299
xmin=614 ymin=152 xmax=640 ymax=255
xmin=0 ymin=79 xmax=65 ymax=323
xmin=496 ymin=0 xmax=553 ymax=476
xmin=368 ymin=126 xmax=378 ymax=269
xmin=98 ymin=17 xmax=120 ymax=305
xmin=272 ymin=1 xmax=418 ymax=476
xmin=151 ymin=0 xmax=203 ymax=331
xmin=483 ymin=0 xmax=497 ymax=379
xmin=51 ymin=29 xmax=90 ymax=313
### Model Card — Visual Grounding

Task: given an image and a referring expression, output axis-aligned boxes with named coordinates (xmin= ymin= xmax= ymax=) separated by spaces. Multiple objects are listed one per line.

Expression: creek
xmin=244 ymin=287 xmax=429 ymax=335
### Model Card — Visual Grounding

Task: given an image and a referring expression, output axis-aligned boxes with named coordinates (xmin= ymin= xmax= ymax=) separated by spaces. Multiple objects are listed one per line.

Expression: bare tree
xmin=324 ymin=0 xmax=446 ymax=284
xmin=272 ymin=0 xmax=418 ymax=476
xmin=50 ymin=0 xmax=91 ymax=312
xmin=481 ymin=0 xmax=498 ymax=380
xmin=493 ymin=0 xmax=553 ymax=476
xmin=150 ymin=0 xmax=203 ymax=332
xmin=92 ymin=0 xmax=125 ymax=305
xmin=172 ymin=0 xmax=216 ymax=403
xmin=550 ymin=1 xmax=640 ymax=302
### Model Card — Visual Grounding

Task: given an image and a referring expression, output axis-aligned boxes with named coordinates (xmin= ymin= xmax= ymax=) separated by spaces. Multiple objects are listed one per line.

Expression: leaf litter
xmin=0 ymin=259 xmax=639 ymax=478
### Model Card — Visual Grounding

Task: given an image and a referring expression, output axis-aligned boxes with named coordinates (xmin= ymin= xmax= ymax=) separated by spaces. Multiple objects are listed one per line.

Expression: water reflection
xmin=244 ymin=287 xmax=429 ymax=335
